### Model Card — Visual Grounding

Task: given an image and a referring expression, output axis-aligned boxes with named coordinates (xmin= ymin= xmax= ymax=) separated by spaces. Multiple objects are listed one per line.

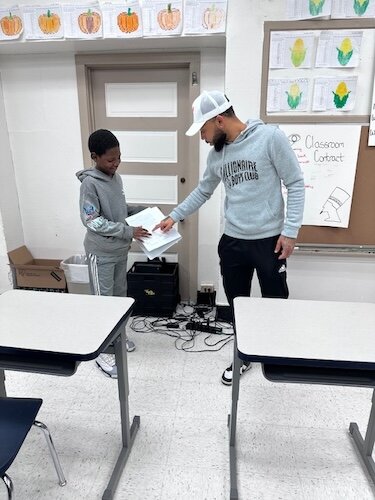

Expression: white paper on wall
xmin=62 ymin=3 xmax=103 ymax=39
xmin=0 ymin=6 xmax=24 ymax=40
xmin=331 ymin=0 xmax=375 ymax=18
xmin=22 ymin=4 xmax=64 ymax=40
xmin=312 ymin=76 xmax=358 ymax=111
xmin=269 ymin=31 xmax=315 ymax=69
xmin=184 ymin=0 xmax=227 ymax=35
xmin=286 ymin=0 xmax=332 ymax=19
xmin=315 ymin=30 xmax=363 ymax=68
xmin=369 ymin=73 xmax=375 ymax=146
xmin=142 ymin=0 xmax=183 ymax=37
xmin=280 ymin=124 xmax=361 ymax=228
xmin=101 ymin=0 xmax=143 ymax=38
xmin=267 ymin=78 xmax=309 ymax=112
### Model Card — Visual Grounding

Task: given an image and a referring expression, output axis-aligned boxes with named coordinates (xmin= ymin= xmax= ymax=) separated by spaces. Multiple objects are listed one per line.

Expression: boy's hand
xmin=153 ymin=216 xmax=175 ymax=232
xmin=133 ymin=226 xmax=151 ymax=241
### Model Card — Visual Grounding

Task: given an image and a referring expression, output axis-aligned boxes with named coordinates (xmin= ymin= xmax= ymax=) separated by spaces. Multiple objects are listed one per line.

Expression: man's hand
xmin=133 ymin=226 xmax=151 ymax=241
xmin=153 ymin=216 xmax=175 ymax=233
xmin=274 ymin=235 xmax=296 ymax=260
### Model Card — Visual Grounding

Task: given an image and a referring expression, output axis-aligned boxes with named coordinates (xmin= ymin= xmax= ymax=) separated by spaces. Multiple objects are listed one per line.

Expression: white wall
xmin=1 ymin=53 xmax=86 ymax=258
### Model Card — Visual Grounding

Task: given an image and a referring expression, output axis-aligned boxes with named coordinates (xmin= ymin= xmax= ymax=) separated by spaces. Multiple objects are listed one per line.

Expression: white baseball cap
xmin=185 ymin=90 xmax=232 ymax=136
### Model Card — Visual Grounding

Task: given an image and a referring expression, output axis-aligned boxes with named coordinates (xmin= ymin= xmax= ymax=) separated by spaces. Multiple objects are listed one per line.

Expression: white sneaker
xmin=126 ymin=339 xmax=136 ymax=352
xmin=96 ymin=354 xmax=117 ymax=378
xmin=221 ymin=361 xmax=251 ymax=385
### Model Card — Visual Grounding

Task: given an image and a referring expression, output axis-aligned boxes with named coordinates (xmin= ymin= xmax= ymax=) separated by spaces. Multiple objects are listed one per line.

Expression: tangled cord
xmin=129 ymin=303 xmax=233 ymax=353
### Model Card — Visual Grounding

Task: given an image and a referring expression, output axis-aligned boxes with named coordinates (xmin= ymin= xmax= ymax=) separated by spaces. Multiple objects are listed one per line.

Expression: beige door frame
xmin=75 ymin=52 xmax=201 ymax=300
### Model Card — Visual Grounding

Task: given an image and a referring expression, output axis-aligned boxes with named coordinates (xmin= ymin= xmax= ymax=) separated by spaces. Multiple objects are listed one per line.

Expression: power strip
xmin=185 ymin=321 xmax=222 ymax=333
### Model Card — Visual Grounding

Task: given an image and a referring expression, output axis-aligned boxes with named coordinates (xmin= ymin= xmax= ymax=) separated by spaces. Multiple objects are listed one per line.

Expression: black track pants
xmin=218 ymin=234 xmax=289 ymax=308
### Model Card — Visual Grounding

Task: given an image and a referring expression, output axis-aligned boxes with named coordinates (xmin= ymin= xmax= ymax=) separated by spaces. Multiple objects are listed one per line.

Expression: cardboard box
xmin=8 ymin=246 xmax=67 ymax=290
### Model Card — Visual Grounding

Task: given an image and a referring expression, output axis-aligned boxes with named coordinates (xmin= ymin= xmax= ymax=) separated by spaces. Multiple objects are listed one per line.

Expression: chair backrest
xmin=0 ymin=397 xmax=42 ymax=476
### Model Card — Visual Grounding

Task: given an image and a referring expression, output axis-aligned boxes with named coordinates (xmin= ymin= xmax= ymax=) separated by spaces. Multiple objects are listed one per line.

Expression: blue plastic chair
xmin=0 ymin=397 xmax=66 ymax=499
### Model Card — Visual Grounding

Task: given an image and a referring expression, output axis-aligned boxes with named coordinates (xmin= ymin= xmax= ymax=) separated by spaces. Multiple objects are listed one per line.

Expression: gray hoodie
xmin=76 ymin=168 xmax=143 ymax=256
xmin=170 ymin=119 xmax=305 ymax=240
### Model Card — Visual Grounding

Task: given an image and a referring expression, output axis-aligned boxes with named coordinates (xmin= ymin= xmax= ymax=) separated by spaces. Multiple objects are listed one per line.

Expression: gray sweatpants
xmin=87 ymin=253 xmax=128 ymax=297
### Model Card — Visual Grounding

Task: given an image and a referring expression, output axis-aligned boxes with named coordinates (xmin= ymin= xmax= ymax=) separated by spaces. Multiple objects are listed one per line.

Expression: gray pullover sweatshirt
xmin=76 ymin=168 xmax=143 ymax=256
xmin=170 ymin=119 xmax=305 ymax=240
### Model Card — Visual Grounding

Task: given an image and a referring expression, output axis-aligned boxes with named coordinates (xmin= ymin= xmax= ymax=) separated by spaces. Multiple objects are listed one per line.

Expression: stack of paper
xmin=125 ymin=207 xmax=181 ymax=260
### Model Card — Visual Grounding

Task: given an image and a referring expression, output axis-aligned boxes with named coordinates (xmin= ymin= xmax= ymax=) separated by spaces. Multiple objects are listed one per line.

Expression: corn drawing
xmin=333 ymin=81 xmax=350 ymax=109
xmin=286 ymin=83 xmax=302 ymax=110
xmin=290 ymin=38 xmax=306 ymax=67
xmin=336 ymin=38 xmax=353 ymax=66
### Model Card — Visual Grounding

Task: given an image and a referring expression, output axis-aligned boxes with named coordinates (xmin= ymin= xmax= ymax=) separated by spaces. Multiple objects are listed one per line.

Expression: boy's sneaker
xmin=126 ymin=339 xmax=136 ymax=352
xmin=221 ymin=361 xmax=251 ymax=386
xmin=96 ymin=354 xmax=117 ymax=379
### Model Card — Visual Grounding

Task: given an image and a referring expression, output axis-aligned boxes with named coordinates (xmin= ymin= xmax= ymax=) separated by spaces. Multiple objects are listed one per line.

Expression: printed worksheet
xmin=270 ymin=31 xmax=315 ymax=69
xmin=267 ymin=78 xmax=309 ymax=112
xmin=0 ymin=6 xmax=24 ymax=40
xmin=315 ymin=30 xmax=363 ymax=68
xmin=141 ymin=0 xmax=183 ymax=37
xmin=286 ymin=0 xmax=332 ymax=19
xmin=184 ymin=0 xmax=227 ymax=34
xmin=101 ymin=0 xmax=143 ymax=38
xmin=331 ymin=0 xmax=375 ymax=18
xmin=126 ymin=207 xmax=181 ymax=259
xmin=312 ymin=76 xmax=358 ymax=111
xmin=62 ymin=3 xmax=103 ymax=39
xmin=22 ymin=4 xmax=64 ymax=40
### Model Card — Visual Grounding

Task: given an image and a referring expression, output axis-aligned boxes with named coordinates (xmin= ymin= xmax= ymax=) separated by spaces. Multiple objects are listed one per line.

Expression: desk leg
xmin=228 ymin=338 xmax=240 ymax=500
xmin=0 ymin=369 xmax=6 ymax=397
xmin=349 ymin=389 xmax=375 ymax=483
xmin=102 ymin=326 xmax=140 ymax=500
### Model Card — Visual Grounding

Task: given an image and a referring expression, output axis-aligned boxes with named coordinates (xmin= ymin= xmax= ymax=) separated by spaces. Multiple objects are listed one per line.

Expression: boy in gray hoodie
xmin=155 ymin=91 xmax=305 ymax=385
xmin=77 ymin=129 xmax=150 ymax=378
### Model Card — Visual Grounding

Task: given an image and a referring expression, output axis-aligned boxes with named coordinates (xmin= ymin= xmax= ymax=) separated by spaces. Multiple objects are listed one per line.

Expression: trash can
xmin=60 ymin=255 xmax=91 ymax=295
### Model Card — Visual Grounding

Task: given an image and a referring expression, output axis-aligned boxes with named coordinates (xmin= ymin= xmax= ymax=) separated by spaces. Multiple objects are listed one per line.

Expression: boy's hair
xmin=88 ymin=129 xmax=119 ymax=156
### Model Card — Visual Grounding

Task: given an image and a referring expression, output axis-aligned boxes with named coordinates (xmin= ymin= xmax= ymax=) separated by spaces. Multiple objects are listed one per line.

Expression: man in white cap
xmin=155 ymin=90 xmax=305 ymax=385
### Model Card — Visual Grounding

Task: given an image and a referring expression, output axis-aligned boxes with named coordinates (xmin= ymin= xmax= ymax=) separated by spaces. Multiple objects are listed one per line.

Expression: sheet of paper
xmin=279 ymin=124 xmax=361 ymax=228
xmin=101 ymin=0 xmax=143 ymax=38
xmin=331 ymin=0 xmax=375 ymax=18
xmin=315 ymin=30 xmax=363 ymax=68
xmin=267 ymin=78 xmax=309 ymax=112
xmin=269 ymin=31 xmax=315 ymax=69
xmin=126 ymin=207 xmax=181 ymax=259
xmin=141 ymin=0 xmax=183 ymax=37
xmin=184 ymin=0 xmax=227 ymax=35
xmin=369 ymin=74 xmax=375 ymax=146
xmin=22 ymin=4 xmax=64 ymax=40
xmin=286 ymin=0 xmax=332 ymax=19
xmin=0 ymin=6 xmax=24 ymax=40
xmin=312 ymin=76 xmax=358 ymax=111
xmin=62 ymin=3 xmax=103 ymax=39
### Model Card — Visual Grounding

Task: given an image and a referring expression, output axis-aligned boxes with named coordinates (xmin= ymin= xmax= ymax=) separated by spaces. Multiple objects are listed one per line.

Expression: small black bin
xmin=127 ymin=262 xmax=179 ymax=317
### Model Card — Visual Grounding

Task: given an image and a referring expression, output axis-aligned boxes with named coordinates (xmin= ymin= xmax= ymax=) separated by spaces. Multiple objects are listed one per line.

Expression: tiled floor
xmin=2 ymin=319 xmax=375 ymax=500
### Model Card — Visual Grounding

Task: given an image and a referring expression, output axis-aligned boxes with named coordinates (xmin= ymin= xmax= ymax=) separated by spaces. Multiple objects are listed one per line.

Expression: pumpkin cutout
xmin=38 ymin=10 xmax=61 ymax=35
xmin=117 ymin=8 xmax=139 ymax=33
xmin=202 ymin=4 xmax=225 ymax=30
xmin=0 ymin=11 xmax=23 ymax=36
xmin=78 ymin=9 xmax=101 ymax=34
xmin=157 ymin=3 xmax=181 ymax=31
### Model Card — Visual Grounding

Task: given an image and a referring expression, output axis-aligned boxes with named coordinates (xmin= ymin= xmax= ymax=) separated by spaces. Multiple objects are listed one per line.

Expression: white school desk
xmin=229 ymin=297 xmax=375 ymax=500
xmin=0 ymin=289 xmax=138 ymax=500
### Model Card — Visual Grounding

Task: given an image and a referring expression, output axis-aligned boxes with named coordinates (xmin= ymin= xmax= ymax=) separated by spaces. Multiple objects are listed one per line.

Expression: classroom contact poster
xmin=279 ymin=124 xmax=361 ymax=228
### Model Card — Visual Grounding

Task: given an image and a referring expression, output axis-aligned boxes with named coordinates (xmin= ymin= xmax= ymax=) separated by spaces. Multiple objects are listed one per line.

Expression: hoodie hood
xmin=76 ymin=167 xmax=112 ymax=183
xmin=232 ymin=119 xmax=264 ymax=144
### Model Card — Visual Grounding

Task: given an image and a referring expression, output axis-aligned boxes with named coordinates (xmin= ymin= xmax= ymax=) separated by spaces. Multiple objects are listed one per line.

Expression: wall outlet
xmin=200 ymin=283 xmax=214 ymax=293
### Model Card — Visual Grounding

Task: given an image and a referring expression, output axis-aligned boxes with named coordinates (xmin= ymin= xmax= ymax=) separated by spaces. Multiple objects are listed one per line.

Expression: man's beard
xmin=213 ymin=131 xmax=227 ymax=152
